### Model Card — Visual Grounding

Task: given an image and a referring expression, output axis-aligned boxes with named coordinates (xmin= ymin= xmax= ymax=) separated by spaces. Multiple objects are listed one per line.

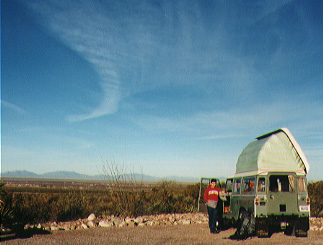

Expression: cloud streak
xmin=132 ymin=95 xmax=323 ymax=140
xmin=28 ymin=1 xmax=126 ymax=121
xmin=26 ymin=0 xmax=322 ymax=129
xmin=1 ymin=100 xmax=27 ymax=115
xmin=26 ymin=1 xmax=257 ymax=122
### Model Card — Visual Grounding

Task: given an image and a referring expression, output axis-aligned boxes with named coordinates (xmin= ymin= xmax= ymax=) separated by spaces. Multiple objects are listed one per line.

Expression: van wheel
xmin=294 ymin=219 xmax=308 ymax=237
xmin=256 ymin=228 xmax=269 ymax=238
xmin=295 ymin=227 xmax=308 ymax=237
xmin=295 ymin=230 xmax=308 ymax=237
xmin=284 ymin=222 xmax=295 ymax=236
xmin=255 ymin=219 xmax=269 ymax=238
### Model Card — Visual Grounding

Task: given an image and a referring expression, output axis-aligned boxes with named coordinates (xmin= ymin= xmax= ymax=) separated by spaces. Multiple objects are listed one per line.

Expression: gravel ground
xmin=2 ymin=224 xmax=323 ymax=244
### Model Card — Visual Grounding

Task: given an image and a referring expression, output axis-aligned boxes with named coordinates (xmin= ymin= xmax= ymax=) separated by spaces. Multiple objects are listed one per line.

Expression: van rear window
xmin=242 ymin=177 xmax=255 ymax=194
xmin=233 ymin=178 xmax=241 ymax=194
xmin=269 ymin=175 xmax=295 ymax=192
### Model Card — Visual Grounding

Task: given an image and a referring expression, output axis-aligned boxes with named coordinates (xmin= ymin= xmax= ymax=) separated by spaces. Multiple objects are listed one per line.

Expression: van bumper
xmin=256 ymin=215 xmax=309 ymax=232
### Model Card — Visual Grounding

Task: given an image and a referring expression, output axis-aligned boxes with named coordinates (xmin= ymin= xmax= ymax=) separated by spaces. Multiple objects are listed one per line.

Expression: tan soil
xmin=2 ymin=224 xmax=323 ymax=244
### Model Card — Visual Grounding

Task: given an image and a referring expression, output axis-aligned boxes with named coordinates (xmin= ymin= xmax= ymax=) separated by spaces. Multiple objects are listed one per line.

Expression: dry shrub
xmin=308 ymin=181 xmax=323 ymax=217
xmin=1 ymin=178 xmax=322 ymax=228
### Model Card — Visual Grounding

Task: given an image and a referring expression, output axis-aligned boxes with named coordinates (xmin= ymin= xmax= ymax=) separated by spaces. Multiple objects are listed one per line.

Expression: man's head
xmin=210 ymin=179 xmax=217 ymax=187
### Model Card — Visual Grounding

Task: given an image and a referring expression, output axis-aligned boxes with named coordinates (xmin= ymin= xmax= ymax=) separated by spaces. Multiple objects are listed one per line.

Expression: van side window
xmin=233 ymin=178 xmax=241 ymax=194
xmin=226 ymin=179 xmax=233 ymax=192
xmin=298 ymin=177 xmax=306 ymax=192
xmin=242 ymin=177 xmax=255 ymax=194
xmin=269 ymin=175 xmax=295 ymax=192
xmin=257 ymin=177 xmax=266 ymax=192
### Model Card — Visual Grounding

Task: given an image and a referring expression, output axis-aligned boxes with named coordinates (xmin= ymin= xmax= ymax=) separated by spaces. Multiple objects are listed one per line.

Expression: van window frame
xmin=226 ymin=178 xmax=233 ymax=193
xmin=269 ymin=174 xmax=295 ymax=193
xmin=298 ymin=176 xmax=307 ymax=193
xmin=241 ymin=176 xmax=256 ymax=194
xmin=257 ymin=177 xmax=266 ymax=193
xmin=233 ymin=178 xmax=241 ymax=194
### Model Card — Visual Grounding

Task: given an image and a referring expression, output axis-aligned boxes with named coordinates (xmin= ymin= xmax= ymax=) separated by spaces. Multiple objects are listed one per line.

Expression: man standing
xmin=204 ymin=179 xmax=222 ymax=233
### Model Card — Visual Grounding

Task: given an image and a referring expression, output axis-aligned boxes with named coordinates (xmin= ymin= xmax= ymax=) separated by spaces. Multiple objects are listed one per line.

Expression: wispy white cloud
xmin=27 ymin=1 xmax=126 ymax=121
xmin=133 ymin=96 xmax=323 ymax=139
xmin=1 ymin=100 xmax=27 ymax=115
xmin=27 ymin=1 xmax=254 ymax=122
xmin=25 ymin=0 xmax=322 ymax=131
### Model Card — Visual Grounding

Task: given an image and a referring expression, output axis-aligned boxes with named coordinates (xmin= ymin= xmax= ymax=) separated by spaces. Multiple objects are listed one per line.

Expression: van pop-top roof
xmin=236 ymin=128 xmax=310 ymax=175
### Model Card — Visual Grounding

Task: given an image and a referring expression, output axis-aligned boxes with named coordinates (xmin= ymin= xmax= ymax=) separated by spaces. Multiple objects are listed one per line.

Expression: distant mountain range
xmin=1 ymin=170 xmax=202 ymax=182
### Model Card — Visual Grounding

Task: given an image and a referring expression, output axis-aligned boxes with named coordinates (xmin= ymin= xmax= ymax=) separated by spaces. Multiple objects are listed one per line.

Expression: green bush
xmin=308 ymin=181 xmax=323 ymax=217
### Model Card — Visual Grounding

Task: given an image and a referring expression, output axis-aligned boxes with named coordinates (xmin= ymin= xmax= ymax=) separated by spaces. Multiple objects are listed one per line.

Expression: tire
xmin=294 ymin=219 xmax=308 ymax=237
xmin=256 ymin=228 xmax=269 ymax=238
xmin=255 ymin=218 xmax=269 ymax=238
xmin=284 ymin=222 xmax=295 ymax=236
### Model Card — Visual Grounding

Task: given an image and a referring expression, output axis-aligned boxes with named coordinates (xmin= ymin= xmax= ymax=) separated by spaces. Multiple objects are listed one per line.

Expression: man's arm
xmin=203 ymin=187 xmax=209 ymax=202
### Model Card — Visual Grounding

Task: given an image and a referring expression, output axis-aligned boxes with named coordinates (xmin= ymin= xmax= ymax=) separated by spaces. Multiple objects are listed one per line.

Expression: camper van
xmin=222 ymin=128 xmax=310 ymax=237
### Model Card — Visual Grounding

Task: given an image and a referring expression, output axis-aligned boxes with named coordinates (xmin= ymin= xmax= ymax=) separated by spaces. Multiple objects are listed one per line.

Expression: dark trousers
xmin=207 ymin=205 xmax=218 ymax=232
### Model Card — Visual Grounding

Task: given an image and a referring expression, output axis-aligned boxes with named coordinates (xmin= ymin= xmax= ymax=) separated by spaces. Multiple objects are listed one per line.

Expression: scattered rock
xmin=24 ymin=214 xmax=323 ymax=233
xmin=50 ymin=225 xmax=58 ymax=231
xmin=138 ymin=222 xmax=146 ymax=227
xmin=81 ymin=223 xmax=88 ymax=229
xmin=118 ymin=221 xmax=126 ymax=228
xmin=181 ymin=219 xmax=191 ymax=225
xmin=112 ymin=217 xmax=123 ymax=226
xmin=134 ymin=217 xmax=144 ymax=224
xmin=125 ymin=217 xmax=132 ymax=224
xmin=88 ymin=213 xmax=96 ymax=221
xmin=87 ymin=220 xmax=96 ymax=228
xmin=99 ymin=220 xmax=113 ymax=228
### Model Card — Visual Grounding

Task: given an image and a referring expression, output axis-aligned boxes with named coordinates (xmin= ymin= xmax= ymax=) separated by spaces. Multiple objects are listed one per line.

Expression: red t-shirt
xmin=204 ymin=185 xmax=221 ymax=202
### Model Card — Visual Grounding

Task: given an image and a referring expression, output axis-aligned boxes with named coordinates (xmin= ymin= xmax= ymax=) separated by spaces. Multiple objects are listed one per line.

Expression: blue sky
xmin=1 ymin=0 xmax=323 ymax=180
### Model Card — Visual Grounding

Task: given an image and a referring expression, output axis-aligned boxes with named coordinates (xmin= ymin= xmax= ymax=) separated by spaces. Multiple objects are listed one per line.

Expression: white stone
xmin=118 ymin=221 xmax=126 ymax=227
xmin=81 ymin=223 xmax=88 ymax=229
xmin=50 ymin=225 xmax=58 ymax=231
xmin=87 ymin=220 xmax=96 ymax=228
xmin=181 ymin=219 xmax=191 ymax=225
xmin=24 ymin=224 xmax=31 ymax=229
xmin=88 ymin=213 xmax=96 ymax=221
xmin=44 ymin=226 xmax=51 ymax=231
xmin=99 ymin=220 xmax=113 ymax=228
xmin=112 ymin=218 xmax=122 ymax=226
xmin=146 ymin=221 xmax=154 ymax=226
xmin=134 ymin=217 xmax=143 ymax=224
xmin=125 ymin=217 xmax=133 ymax=224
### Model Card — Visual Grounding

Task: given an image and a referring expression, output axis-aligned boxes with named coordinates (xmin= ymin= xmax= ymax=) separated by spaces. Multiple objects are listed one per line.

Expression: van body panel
xmin=222 ymin=172 xmax=310 ymax=234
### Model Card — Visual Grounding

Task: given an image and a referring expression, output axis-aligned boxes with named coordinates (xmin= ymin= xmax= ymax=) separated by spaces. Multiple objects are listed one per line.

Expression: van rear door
xmin=267 ymin=174 xmax=298 ymax=214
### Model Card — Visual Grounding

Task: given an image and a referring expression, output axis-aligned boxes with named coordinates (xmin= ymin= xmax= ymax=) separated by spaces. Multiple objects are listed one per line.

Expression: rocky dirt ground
xmin=2 ymin=224 xmax=323 ymax=244
xmin=2 ymin=216 xmax=323 ymax=244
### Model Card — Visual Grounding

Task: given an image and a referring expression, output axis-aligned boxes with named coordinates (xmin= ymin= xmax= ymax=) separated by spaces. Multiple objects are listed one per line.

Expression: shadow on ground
xmin=0 ymin=227 xmax=51 ymax=242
